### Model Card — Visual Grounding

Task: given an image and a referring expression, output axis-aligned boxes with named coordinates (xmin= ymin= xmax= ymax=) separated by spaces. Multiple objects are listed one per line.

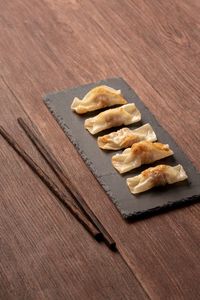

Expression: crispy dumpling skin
xmin=71 ymin=85 xmax=127 ymax=114
xmin=127 ymin=164 xmax=188 ymax=194
xmin=97 ymin=123 xmax=157 ymax=150
xmin=84 ymin=103 xmax=141 ymax=135
xmin=112 ymin=141 xmax=174 ymax=173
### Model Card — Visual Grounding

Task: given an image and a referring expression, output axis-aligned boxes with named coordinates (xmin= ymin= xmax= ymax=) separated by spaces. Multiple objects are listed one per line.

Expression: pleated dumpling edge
xmin=97 ymin=123 xmax=157 ymax=150
xmin=71 ymin=85 xmax=127 ymax=114
xmin=84 ymin=103 xmax=141 ymax=135
xmin=126 ymin=164 xmax=188 ymax=194
xmin=112 ymin=141 xmax=174 ymax=173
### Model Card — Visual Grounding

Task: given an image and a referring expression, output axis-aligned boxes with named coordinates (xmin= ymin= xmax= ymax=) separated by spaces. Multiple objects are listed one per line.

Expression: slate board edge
xmin=43 ymin=77 xmax=200 ymax=219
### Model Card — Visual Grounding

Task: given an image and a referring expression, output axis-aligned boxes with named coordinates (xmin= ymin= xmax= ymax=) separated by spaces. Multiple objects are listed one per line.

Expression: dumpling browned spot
xmin=142 ymin=165 xmax=168 ymax=186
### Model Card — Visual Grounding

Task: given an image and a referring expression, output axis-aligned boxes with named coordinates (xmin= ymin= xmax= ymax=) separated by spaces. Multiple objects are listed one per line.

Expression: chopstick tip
xmin=103 ymin=239 xmax=117 ymax=251
xmin=17 ymin=117 xmax=23 ymax=124
xmin=109 ymin=242 xmax=117 ymax=252
xmin=94 ymin=232 xmax=103 ymax=242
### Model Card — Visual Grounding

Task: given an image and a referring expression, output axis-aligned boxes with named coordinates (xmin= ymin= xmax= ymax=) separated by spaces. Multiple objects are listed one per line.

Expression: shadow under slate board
xmin=44 ymin=77 xmax=200 ymax=219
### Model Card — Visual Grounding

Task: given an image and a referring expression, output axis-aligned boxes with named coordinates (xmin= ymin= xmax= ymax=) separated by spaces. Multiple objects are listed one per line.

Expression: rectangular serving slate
xmin=44 ymin=77 xmax=200 ymax=219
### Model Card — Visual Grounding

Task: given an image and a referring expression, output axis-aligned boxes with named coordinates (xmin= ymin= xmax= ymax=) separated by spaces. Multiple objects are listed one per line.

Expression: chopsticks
xmin=17 ymin=118 xmax=116 ymax=251
xmin=0 ymin=125 xmax=101 ymax=241
xmin=0 ymin=121 xmax=116 ymax=251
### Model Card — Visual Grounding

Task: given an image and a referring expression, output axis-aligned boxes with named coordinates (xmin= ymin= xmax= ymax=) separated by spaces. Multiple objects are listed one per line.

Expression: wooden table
xmin=0 ymin=1 xmax=200 ymax=299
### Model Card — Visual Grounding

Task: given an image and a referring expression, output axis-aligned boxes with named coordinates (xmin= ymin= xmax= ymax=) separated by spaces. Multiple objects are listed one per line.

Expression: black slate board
xmin=44 ymin=77 xmax=200 ymax=219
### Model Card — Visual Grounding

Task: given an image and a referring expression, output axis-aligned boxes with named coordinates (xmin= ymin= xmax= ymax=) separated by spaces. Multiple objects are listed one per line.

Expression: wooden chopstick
xmin=0 ymin=125 xmax=102 ymax=242
xmin=17 ymin=118 xmax=117 ymax=251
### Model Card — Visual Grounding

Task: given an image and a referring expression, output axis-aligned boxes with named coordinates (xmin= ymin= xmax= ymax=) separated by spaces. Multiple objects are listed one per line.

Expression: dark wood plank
xmin=0 ymin=0 xmax=200 ymax=299
xmin=0 ymin=78 xmax=147 ymax=300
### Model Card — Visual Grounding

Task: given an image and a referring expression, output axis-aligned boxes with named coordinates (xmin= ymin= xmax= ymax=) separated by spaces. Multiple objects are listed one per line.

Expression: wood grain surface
xmin=0 ymin=0 xmax=200 ymax=299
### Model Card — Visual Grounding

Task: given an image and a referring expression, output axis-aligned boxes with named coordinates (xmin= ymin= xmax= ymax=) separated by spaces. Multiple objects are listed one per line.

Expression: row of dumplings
xmin=71 ymin=86 xmax=188 ymax=194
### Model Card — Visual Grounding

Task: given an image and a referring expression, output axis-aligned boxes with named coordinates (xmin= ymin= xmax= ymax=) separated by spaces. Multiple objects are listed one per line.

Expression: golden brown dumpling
xmin=84 ymin=103 xmax=141 ymax=134
xmin=112 ymin=141 xmax=173 ymax=173
xmin=97 ymin=123 xmax=157 ymax=150
xmin=71 ymin=85 xmax=127 ymax=114
xmin=127 ymin=164 xmax=188 ymax=194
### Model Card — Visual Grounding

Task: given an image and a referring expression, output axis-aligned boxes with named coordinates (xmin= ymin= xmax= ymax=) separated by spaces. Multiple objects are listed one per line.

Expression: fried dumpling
xmin=112 ymin=141 xmax=173 ymax=173
xmin=84 ymin=103 xmax=141 ymax=134
xmin=127 ymin=164 xmax=188 ymax=194
xmin=97 ymin=123 xmax=157 ymax=150
xmin=71 ymin=85 xmax=127 ymax=114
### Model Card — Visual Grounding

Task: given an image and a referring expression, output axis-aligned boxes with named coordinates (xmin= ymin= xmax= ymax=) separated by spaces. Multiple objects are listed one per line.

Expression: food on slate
xmin=97 ymin=123 xmax=157 ymax=150
xmin=112 ymin=141 xmax=173 ymax=174
xmin=126 ymin=164 xmax=188 ymax=194
xmin=84 ymin=103 xmax=141 ymax=134
xmin=71 ymin=84 xmax=187 ymax=196
xmin=71 ymin=85 xmax=127 ymax=114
